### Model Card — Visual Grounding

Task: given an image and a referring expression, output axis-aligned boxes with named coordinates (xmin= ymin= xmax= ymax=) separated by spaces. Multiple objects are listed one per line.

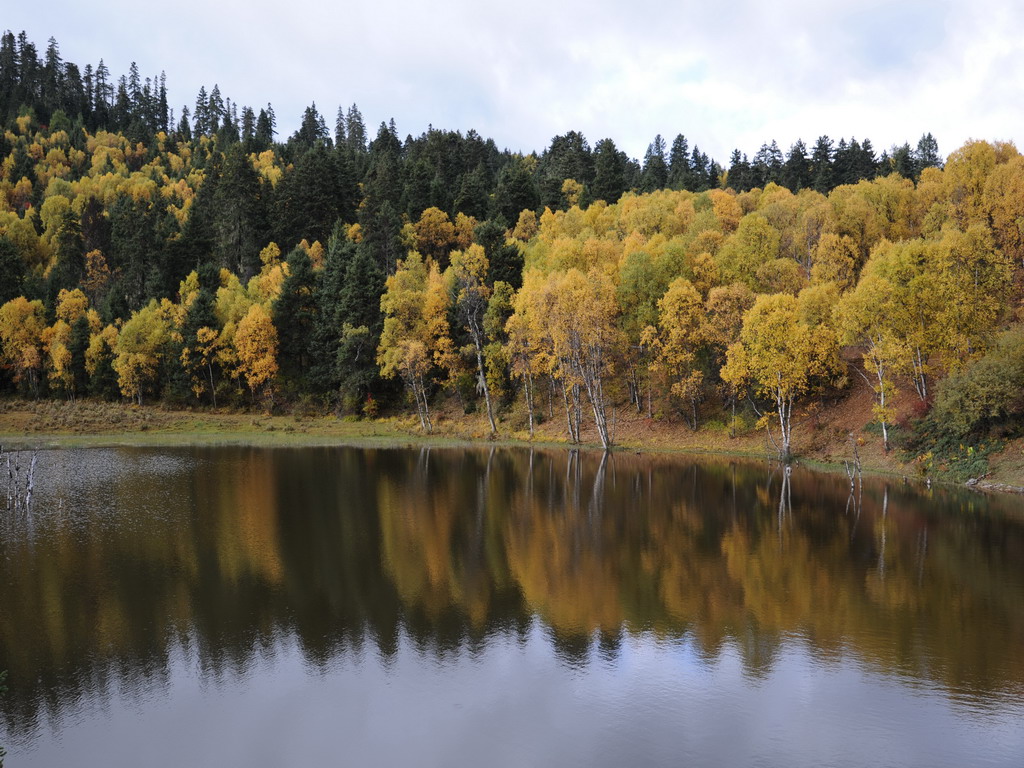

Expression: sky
xmin=6 ymin=0 xmax=1024 ymax=163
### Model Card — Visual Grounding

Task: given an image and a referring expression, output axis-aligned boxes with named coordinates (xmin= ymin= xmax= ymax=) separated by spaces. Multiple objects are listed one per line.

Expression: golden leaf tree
xmin=547 ymin=268 xmax=620 ymax=449
xmin=643 ymin=277 xmax=705 ymax=428
xmin=234 ymin=303 xmax=278 ymax=405
xmin=721 ymin=292 xmax=839 ymax=460
xmin=0 ymin=296 xmax=47 ymax=395
xmin=113 ymin=300 xmax=173 ymax=405
xmin=377 ymin=252 xmax=451 ymax=433
xmin=446 ymin=244 xmax=497 ymax=435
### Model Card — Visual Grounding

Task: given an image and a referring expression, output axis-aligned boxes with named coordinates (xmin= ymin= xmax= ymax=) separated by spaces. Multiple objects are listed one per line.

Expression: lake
xmin=1 ymin=445 xmax=1022 ymax=767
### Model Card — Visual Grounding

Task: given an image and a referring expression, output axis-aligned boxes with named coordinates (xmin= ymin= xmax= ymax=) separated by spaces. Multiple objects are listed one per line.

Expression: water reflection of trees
xmin=1 ymin=446 xmax=1023 ymax=739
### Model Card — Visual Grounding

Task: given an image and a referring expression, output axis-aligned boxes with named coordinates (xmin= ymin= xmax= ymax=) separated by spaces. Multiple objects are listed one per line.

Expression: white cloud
xmin=5 ymin=0 xmax=1023 ymax=163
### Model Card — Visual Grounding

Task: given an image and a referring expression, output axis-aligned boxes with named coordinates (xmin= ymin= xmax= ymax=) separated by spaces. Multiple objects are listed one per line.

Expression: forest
xmin=1 ymin=30 xmax=1022 ymax=466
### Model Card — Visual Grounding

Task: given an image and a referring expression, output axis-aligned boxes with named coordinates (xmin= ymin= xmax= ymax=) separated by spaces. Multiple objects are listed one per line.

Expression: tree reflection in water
xmin=1 ymin=445 xmax=1023 ymax=742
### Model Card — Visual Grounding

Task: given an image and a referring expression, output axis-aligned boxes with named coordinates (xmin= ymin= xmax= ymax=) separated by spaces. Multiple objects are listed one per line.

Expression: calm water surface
xmin=1 ymin=446 xmax=1022 ymax=767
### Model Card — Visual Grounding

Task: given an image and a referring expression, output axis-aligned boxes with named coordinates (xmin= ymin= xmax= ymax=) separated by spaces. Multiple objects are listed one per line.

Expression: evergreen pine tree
xmin=833 ymin=138 xmax=854 ymax=186
xmin=68 ymin=314 xmax=91 ymax=399
xmin=727 ymin=150 xmax=752 ymax=192
xmin=783 ymin=139 xmax=811 ymax=191
xmin=640 ymin=134 xmax=669 ymax=192
xmin=0 ymin=235 xmax=25 ymax=304
xmin=336 ymin=241 xmax=386 ymax=409
xmin=592 ymin=138 xmax=627 ymax=204
xmin=890 ymin=143 xmax=916 ymax=179
xmin=536 ymin=131 xmax=593 ymax=210
xmin=89 ymin=333 xmax=120 ymax=400
xmin=915 ymin=133 xmax=942 ymax=173
xmin=49 ymin=208 xmax=85 ymax=306
xmin=490 ymin=157 xmax=539 ymax=225
xmin=308 ymin=225 xmax=356 ymax=393
xmin=273 ymin=246 xmax=317 ymax=382
xmin=454 ymin=163 xmax=490 ymax=220
xmin=254 ymin=106 xmax=274 ymax=150
xmin=213 ymin=143 xmax=266 ymax=278
xmin=474 ymin=219 xmax=523 ymax=289
xmin=810 ymin=136 xmax=835 ymax=193
xmin=668 ymin=134 xmax=690 ymax=189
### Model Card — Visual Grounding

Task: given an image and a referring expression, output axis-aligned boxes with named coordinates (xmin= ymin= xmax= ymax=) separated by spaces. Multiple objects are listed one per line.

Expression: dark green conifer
xmin=273 ymin=246 xmax=317 ymax=382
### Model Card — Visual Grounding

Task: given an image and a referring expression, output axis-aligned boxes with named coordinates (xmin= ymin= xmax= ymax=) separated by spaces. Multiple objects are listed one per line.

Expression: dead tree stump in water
xmin=3 ymin=446 xmax=38 ymax=514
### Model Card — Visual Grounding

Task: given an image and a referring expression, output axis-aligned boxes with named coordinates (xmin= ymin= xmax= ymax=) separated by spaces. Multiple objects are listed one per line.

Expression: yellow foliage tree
xmin=414 ymin=207 xmax=457 ymax=264
xmin=644 ymin=278 xmax=705 ymax=428
xmin=547 ymin=269 xmax=620 ymax=448
xmin=113 ymin=300 xmax=172 ymax=404
xmin=721 ymin=293 xmax=839 ymax=459
xmin=0 ymin=296 xmax=47 ymax=394
xmin=378 ymin=252 xmax=449 ymax=432
xmin=839 ymin=272 xmax=906 ymax=450
xmin=447 ymin=244 xmax=497 ymax=434
xmin=982 ymin=154 xmax=1024 ymax=267
xmin=234 ymin=303 xmax=278 ymax=405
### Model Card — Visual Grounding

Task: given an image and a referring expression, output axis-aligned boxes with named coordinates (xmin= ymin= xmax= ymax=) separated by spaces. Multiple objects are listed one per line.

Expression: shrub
xmin=931 ymin=327 xmax=1024 ymax=440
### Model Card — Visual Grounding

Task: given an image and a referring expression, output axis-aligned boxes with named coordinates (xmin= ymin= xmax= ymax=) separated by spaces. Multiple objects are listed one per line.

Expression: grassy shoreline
xmin=2 ymin=397 xmax=1020 ymax=496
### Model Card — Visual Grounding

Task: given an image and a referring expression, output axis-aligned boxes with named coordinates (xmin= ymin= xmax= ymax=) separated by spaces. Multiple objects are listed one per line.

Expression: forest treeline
xmin=1 ymin=30 xmax=1022 ymax=464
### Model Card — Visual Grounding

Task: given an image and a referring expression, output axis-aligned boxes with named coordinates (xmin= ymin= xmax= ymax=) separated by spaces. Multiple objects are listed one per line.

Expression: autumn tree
xmin=506 ymin=273 xmax=556 ymax=437
xmin=721 ymin=292 xmax=839 ymax=460
xmin=234 ymin=302 xmax=278 ymax=405
xmin=378 ymin=251 xmax=442 ymax=432
xmin=643 ymin=278 xmax=705 ymax=428
xmin=839 ymin=271 xmax=904 ymax=450
xmin=87 ymin=324 xmax=120 ymax=399
xmin=617 ymin=250 xmax=669 ymax=415
xmin=113 ymin=299 xmax=172 ymax=404
xmin=413 ymin=207 xmax=457 ymax=265
xmin=548 ymin=269 xmax=619 ymax=448
xmin=446 ymin=244 xmax=497 ymax=434
xmin=179 ymin=266 xmax=222 ymax=404
xmin=982 ymin=154 xmax=1024 ymax=267
xmin=0 ymin=296 xmax=47 ymax=395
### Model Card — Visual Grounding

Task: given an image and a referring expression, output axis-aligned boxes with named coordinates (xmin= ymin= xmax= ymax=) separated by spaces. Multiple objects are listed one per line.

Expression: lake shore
xmin=2 ymin=396 xmax=1022 ymax=494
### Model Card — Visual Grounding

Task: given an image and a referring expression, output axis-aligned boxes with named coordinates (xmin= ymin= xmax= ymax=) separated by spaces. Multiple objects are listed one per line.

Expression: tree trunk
xmin=523 ymin=373 xmax=535 ymax=438
xmin=911 ymin=346 xmax=928 ymax=401
xmin=472 ymin=340 xmax=496 ymax=435
xmin=585 ymin=373 xmax=611 ymax=449
xmin=561 ymin=382 xmax=579 ymax=443
xmin=207 ymin=362 xmax=217 ymax=408
xmin=776 ymin=393 xmax=793 ymax=461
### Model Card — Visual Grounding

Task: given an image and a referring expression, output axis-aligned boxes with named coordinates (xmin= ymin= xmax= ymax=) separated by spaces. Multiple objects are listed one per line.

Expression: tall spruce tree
xmin=48 ymin=208 xmax=86 ymax=307
xmin=640 ymin=134 xmax=669 ymax=192
xmin=811 ymin=136 xmax=835 ymax=193
xmin=336 ymin=241 xmax=387 ymax=409
xmin=213 ymin=143 xmax=266 ymax=279
xmin=273 ymin=246 xmax=317 ymax=382
xmin=0 ymin=236 xmax=24 ymax=304
xmin=783 ymin=139 xmax=811 ymax=191
xmin=592 ymin=138 xmax=627 ymax=204
xmin=308 ymin=225 xmax=356 ymax=393
xmin=668 ymin=134 xmax=690 ymax=189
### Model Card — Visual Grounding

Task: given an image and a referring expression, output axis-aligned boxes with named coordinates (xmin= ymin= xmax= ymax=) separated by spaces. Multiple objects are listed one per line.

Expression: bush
xmin=895 ymin=327 xmax=1024 ymax=481
xmin=931 ymin=327 xmax=1024 ymax=440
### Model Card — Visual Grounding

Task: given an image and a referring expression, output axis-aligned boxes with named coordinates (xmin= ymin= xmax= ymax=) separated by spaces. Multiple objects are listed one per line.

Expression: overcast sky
xmin=7 ymin=1 xmax=1023 ymax=162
